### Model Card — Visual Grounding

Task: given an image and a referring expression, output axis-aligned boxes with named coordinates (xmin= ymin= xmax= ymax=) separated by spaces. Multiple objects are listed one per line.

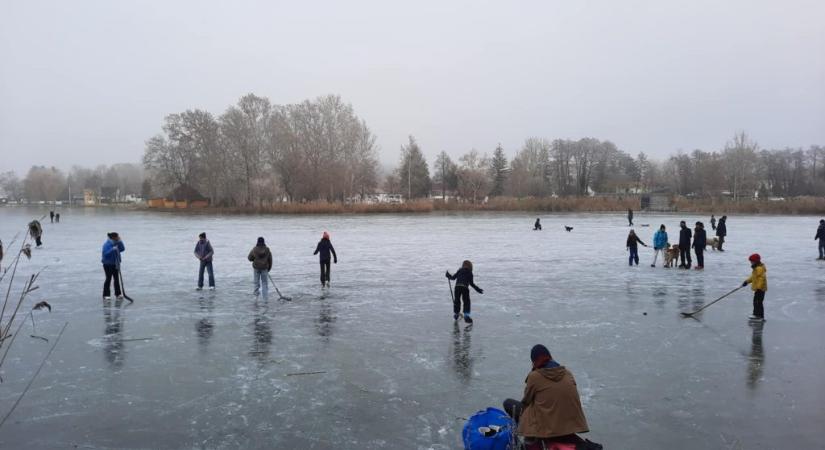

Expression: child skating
xmin=742 ymin=253 xmax=767 ymax=321
xmin=626 ymin=230 xmax=648 ymax=266
xmin=446 ymin=260 xmax=483 ymax=324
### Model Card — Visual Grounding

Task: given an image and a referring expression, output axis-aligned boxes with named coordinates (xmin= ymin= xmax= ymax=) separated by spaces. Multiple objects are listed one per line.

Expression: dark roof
xmin=167 ymin=184 xmax=207 ymax=202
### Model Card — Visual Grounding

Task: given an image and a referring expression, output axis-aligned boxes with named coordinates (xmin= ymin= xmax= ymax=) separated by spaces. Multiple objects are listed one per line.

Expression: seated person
xmin=503 ymin=345 xmax=601 ymax=449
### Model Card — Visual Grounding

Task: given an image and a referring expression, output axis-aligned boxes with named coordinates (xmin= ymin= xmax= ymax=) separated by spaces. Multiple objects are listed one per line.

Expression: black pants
xmin=717 ymin=236 xmax=725 ymax=250
xmin=103 ymin=264 xmax=121 ymax=298
xmin=753 ymin=290 xmax=765 ymax=318
xmin=679 ymin=246 xmax=692 ymax=267
xmin=694 ymin=247 xmax=704 ymax=267
xmin=34 ymin=235 xmax=42 ymax=247
xmin=454 ymin=286 xmax=471 ymax=314
xmin=319 ymin=260 xmax=331 ymax=284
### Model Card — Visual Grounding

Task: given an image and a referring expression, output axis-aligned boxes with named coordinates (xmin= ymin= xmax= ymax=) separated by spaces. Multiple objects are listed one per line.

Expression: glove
xmin=742 ymin=281 xmax=748 ymax=287
xmin=445 ymin=271 xmax=451 ymax=279
xmin=477 ymin=288 xmax=484 ymax=294
xmin=334 ymin=259 xmax=338 ymax=264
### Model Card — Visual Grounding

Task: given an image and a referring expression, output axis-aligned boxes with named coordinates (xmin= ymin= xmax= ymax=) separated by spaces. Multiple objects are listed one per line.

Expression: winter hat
xmin=107 ymin=232 xmax=119 ymax=239
xmin=820 ymin=219 xmax=824 ymax=224
xmin=199 ymin=232 xmax=206 ymax=239
xmin=530 ymin=344 xmax=552 ymax=362
xmin=748 ymin=253 xmax=761 ymax=263
xmin=257 ymin=237 xmax=265 ymax=246
xmin=323 ymin=231 xmax=329 ymax=239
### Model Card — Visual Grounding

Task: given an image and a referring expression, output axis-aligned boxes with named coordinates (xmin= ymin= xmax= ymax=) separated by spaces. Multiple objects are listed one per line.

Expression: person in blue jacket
xmin=446 ymin=260 xmax=483 ymax=324
xmin=650 ymin=225 xmax=668 ymax=268
xmin=313 ymin=231 xmax=338 ymax=287
xmin=101 ymin=232 xmax=125 ymax=300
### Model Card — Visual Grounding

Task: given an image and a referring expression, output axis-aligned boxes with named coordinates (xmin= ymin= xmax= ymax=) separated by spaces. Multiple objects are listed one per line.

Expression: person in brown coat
xmin=503 ymin=345 xmax=600 ymax=449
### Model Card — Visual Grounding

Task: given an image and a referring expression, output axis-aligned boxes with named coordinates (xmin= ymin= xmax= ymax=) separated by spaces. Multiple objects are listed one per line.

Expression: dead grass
xmin=140 ymin=196 xmax=825 ymax=215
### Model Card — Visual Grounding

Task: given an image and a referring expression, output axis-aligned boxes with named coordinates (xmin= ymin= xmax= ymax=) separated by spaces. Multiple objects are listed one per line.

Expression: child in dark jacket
xmin=626 ymin=230 xmax=647 ymax=266
xmin=446 ymin=260 xmax=483 ymax=323
xmin=313 ymin=231 xmax=338 ymax=287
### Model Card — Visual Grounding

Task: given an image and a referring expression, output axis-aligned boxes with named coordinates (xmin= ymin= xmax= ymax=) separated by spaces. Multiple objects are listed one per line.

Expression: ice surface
xmin=0 ymin=207 xmax=824 ymax=449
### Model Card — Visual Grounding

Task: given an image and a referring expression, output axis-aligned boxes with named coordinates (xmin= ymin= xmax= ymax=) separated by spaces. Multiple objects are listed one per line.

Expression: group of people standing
xmin=98 ymin=231 xmax=339 ymax=299
xmin=639 ymin=216 xmax=727 ymax=269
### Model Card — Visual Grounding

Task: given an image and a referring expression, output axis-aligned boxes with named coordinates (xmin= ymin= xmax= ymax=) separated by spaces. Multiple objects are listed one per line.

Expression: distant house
xmin=148 ymin=184 xmax=209 ymax=209
xmin=83 ymin=189 xmax=98 ymax=206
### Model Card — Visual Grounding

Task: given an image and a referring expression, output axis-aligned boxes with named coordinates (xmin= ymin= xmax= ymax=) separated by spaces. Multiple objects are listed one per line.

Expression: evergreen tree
xmin=488 ymin=144 xmax=508 ymax=196
xmin=395 ymin=136 xmax=432 ymax=199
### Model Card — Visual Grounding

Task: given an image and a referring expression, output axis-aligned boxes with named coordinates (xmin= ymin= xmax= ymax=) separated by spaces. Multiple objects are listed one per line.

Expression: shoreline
xmin=4 ymin=196 xmax=824 ymax=215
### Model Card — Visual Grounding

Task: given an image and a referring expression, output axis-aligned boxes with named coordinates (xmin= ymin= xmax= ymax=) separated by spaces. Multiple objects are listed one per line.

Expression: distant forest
xmin=2 ymin=93 xmax=824 ymax=205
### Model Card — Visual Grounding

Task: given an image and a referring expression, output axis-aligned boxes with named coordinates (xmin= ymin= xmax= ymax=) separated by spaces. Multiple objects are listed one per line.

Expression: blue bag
xmin=462 ymin=407 xmax=515 ymax=450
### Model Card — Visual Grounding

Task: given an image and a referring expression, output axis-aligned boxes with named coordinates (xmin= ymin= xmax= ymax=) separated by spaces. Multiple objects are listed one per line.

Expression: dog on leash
xmin=707 ymin=236 xmax=720 ymax=251
xmin=664 ymin=244 xmax=680 ymax=268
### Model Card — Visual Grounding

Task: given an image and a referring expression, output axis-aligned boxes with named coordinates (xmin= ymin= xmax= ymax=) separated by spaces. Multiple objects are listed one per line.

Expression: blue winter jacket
xmin=653 ymin=230 xmax=668 ymax=250
xmin=101 ymin=239 xmax=125 ymax=266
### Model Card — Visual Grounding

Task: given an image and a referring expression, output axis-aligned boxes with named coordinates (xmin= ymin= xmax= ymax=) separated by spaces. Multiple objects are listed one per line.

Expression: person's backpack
xmin=462 ymin=407 xmax=515 ymax=450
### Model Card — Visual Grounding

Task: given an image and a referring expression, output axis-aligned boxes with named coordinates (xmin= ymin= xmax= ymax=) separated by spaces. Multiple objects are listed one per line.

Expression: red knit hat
xmin=748 ymin=253 xmax=761 ymax=263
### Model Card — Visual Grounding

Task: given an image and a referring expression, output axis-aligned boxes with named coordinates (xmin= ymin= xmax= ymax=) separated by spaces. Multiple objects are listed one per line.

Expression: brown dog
xmin=664 ymin=244 xmax=680 ymax=268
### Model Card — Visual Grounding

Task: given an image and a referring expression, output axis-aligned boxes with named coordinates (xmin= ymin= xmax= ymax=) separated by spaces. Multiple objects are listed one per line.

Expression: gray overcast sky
xmin=1 ymin=0 xmax=823 ymax=176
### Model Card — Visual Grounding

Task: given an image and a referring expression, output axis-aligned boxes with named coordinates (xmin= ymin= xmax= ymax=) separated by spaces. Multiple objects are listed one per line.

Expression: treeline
xmin=142 ymin=94 xmax=378 ymax=206
xmin=394 ymin=132 xmax=825 ymax=202
xmin=0 ymin=164 xmax=144 ymax=202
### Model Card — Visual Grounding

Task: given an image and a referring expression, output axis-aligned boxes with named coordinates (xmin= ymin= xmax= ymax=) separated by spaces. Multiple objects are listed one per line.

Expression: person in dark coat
xmin=534 ymin=218 xmax=542 ymax=231
xmin=716 ymin=216 xmax=727 ymax=251
xmin=710 ymin=214 xmax=716 ymax=231
xmin=55 ymin=213 xmax=60 ymax=223
xmin=194 ymin=232 xmax=215 ymax=290
xmin=248 ymin=237 xmax=272 ymax=297
xmin=49 ymin=211 xmax=55 ymax=223
xmin=446 ymin=260 xmax=483 ymax=324
xmin=28 ymin=220 xmax=43 ymax=247
xmin=627 ymin=209 xmax=633 ymax=226
xmin=626 ymin=230 xmax=647 ymax=266
xmin=815 ymin=219 xmax=825 ymax=260
xmin=101 ymin=232 xmax=125 ymax=300
xmin=678 ymin=221 xmax=692 ymax=269
xmin=693 ymin=221 xmax=707 ymax=270
xmin=313 ymin=231 xmax=338 ymax=287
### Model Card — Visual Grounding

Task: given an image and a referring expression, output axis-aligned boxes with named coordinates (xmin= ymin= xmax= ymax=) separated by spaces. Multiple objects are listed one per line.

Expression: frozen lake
xmin=1 ymin=207 xmax=824 ymax=449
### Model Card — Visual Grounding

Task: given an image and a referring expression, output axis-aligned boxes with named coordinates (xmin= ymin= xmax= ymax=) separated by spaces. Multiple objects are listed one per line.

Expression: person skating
xmin=101 ymin=232 xmax=125 ymax=300
xmin=716 ymin=216 xmax=727 ymax=251
xmin=313 ymin=231 xmax=337 ymax=287
xmin=502 ymin=345 xmax=600 ymax=450
xmin=742 ymin=254 xmax=767 ymax=321
xmin=534 ymin=218 xmax=542 ymax=231
xmin=248 ymin=237 xmax=272 ymax=297
xmin=55 ymin=213 xmax=60 ymax=223
xmin=194 ymin=232 xmax=215 ymax=290
xmin=710 ymin=214 xmax=716 ymax=231
xmin=627 ymin=208 xmax=633 ymax=226
xmin=651 ymin=225 xmax=668 ymax=267
xmin=815 ymin=219 xmax=825 ymax=260
xmin=693 ymin=221 xmax=707 ymax=270
xmin=28 ymin=220 xmax=43 ymax=247
xmin=446 ymin=260 xmax=483 ymax=323
xmin=678 ymin=221 xmax=692 ymax=269
xmin=626 ymin=230 xmax=647 ymax=266
xmin=49 ymin=210 xmax=54 ymax=223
